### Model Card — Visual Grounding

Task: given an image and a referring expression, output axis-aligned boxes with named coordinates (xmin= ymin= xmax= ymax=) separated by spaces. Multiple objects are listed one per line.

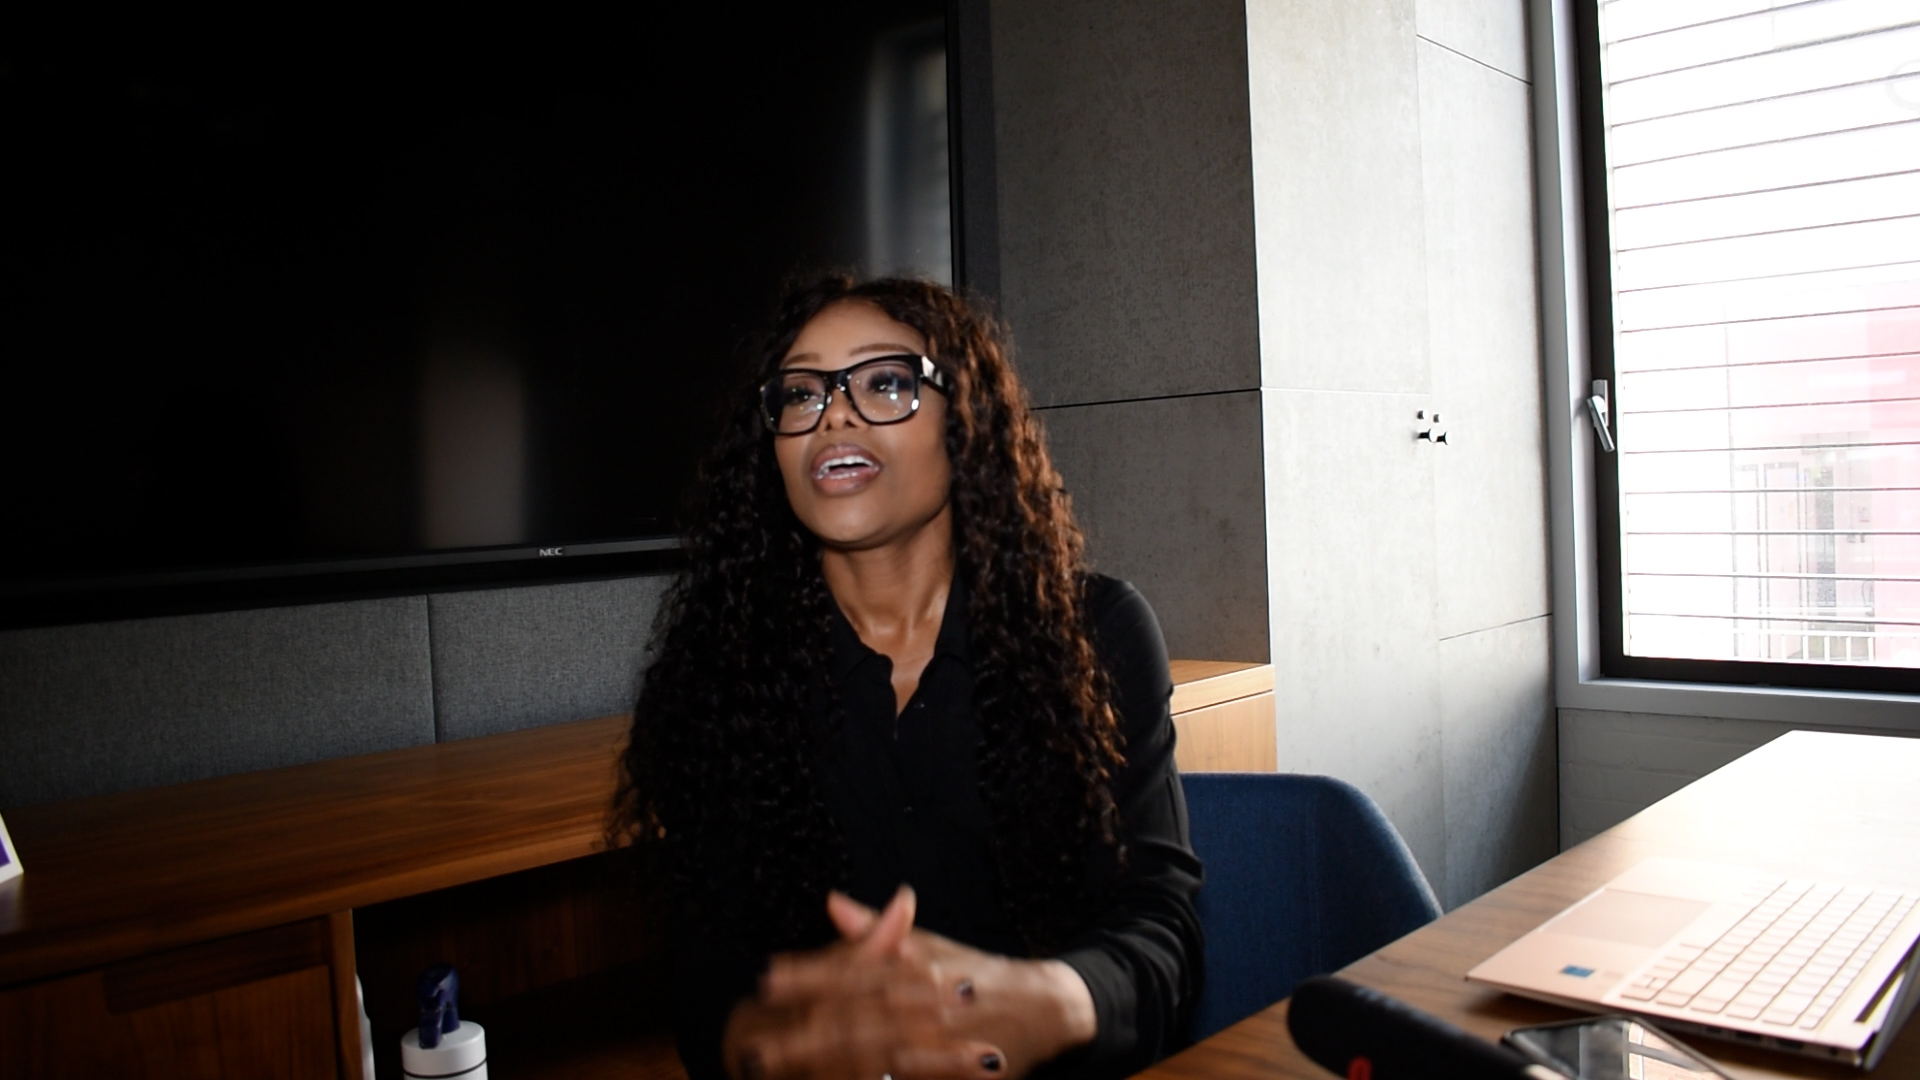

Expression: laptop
xmin=1467 ymin=857 xmax=1920 ymax=1069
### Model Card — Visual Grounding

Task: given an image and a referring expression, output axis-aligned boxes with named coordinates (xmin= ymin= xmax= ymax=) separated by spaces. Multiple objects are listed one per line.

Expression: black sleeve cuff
xmin=1055 ymin=944 xmax=1139 ymax=1076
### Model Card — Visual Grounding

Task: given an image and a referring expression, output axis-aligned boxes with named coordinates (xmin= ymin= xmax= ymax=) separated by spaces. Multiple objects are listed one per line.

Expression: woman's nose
xmin=820 ymin=380 xmax=864 ymax=429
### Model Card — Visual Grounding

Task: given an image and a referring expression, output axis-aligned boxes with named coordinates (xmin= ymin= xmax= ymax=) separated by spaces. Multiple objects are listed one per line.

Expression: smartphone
xmin=1503 ymin=1016 xmax=1733 ymax=1080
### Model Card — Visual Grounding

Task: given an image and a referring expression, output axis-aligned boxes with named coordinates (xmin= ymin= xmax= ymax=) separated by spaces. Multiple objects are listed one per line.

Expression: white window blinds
xmin=1598 ymin=0 xmax=1920 ymax=668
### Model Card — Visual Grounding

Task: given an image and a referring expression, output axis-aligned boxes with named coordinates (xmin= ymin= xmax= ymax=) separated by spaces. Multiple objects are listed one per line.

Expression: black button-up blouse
xmin=674 ymin=574 xmax=1203 ymax=1080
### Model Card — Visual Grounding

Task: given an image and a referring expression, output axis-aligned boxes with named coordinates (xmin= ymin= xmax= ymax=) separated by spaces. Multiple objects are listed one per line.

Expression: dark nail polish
xmin=981 ymin=1052 xmax=1003 ymax=1073
xmin=956 ymin=978 xmax=976 ymax=1002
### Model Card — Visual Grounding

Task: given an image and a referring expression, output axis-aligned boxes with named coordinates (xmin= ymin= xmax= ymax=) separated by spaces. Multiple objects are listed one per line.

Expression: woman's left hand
xmin=738 ymin=888 xmax=1097 ymax=1080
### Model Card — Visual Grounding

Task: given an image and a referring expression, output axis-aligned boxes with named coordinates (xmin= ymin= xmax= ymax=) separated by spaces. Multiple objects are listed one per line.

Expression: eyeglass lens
xmin=764 ymin=358 xmax=921 ymax=433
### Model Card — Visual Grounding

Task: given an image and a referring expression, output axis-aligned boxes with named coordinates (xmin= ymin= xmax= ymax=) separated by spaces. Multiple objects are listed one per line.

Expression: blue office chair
xmin=1180 ymin=773 xmax=1441 ymax=1042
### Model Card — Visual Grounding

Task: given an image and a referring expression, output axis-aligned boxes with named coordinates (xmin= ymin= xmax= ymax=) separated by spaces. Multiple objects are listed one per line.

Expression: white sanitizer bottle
xmin=400 ymin=964 xmax=488 ymax=1080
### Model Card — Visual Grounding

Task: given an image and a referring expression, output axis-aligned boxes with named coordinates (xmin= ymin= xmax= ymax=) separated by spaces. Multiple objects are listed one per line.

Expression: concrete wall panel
xmin=1263 ymin=386 xmax=1444 ymax=883
xmin=1247 ymin=0 xmax=1431 ymax=395
xmin=1419 ymin=38 xmax=1550 ymax=639
xmin=1415 ymin=0 xmax=1530 ymax=81
xmin=1557 ymin=708 xmax=1920 ymax=849
xmin=1440 ymin=615 xmax=1555 ymax=908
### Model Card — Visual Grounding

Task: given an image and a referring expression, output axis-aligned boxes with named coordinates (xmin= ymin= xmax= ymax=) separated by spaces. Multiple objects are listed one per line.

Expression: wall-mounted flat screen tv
xmin=1 ymin=5 xmax=954 ymax=625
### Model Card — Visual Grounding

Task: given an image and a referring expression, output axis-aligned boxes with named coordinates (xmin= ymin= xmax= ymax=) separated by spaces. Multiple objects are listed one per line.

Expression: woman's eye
xmin=861 ymin=371 xmax=912 ymax=395
xmin=781 ymin=384 xmax=822 ymax=407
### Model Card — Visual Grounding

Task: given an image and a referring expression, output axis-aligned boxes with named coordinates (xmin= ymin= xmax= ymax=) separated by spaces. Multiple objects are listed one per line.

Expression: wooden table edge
xmin=1169 ymin=660 xmax=1274 ymax=715
xmin=0 ymin=716 xmax=634 ymax=986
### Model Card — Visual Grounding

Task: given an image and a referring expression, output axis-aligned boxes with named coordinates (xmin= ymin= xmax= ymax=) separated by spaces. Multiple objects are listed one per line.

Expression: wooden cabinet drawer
xmin=1173 ymin=691 xmax=1277 ymax=773
xmin=0 ymin=917 xmax=342 ymax=1080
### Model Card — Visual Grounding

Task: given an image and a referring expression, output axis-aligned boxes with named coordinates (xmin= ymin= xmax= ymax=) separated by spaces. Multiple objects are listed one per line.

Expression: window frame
xmin=1533 ymin=0 xmax=1920 ymax=726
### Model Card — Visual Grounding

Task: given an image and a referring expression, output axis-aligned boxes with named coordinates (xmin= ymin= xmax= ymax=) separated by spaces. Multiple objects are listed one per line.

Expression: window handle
xmin=1587 ymin=380 xmax=1616 ymax=453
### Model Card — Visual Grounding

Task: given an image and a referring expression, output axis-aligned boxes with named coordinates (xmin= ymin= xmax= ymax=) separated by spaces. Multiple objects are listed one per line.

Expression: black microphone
xmin=1287 ymin=976 xmax=1558 ymax=1079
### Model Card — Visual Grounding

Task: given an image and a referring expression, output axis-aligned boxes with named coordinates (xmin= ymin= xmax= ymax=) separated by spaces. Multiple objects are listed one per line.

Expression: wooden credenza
xmin=0 ymin=716 xmax=655 ymax=1080
xmin=1167 ymin=660 xmax=1275 ymax=774
xmin=0 ymin=660 xmax=1272 ymax=1078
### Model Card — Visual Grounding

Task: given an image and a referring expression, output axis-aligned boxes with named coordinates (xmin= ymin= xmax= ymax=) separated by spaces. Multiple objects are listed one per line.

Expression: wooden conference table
xmin=1145 ymin=730 xmax=1920 ymax=1080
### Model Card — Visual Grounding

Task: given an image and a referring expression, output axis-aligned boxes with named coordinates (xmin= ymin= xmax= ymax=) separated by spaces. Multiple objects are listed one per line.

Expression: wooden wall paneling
xmin=1172 ymin=692 xmax=1278 ymax=773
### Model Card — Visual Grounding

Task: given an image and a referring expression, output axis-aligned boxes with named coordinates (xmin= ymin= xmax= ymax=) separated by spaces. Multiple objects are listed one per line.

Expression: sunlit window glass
xmin=1599 ymin=0 xmax=1920 ymax=668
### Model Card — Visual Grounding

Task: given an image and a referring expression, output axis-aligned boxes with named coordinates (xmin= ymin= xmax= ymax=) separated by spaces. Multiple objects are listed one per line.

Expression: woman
xmin=613 ymin=276 xmax=1201 ymax=1080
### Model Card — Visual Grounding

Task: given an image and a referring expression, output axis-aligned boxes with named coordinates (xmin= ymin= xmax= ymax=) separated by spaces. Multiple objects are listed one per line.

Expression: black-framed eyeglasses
xmin=759 ymin=354 xmax=949 ymax=435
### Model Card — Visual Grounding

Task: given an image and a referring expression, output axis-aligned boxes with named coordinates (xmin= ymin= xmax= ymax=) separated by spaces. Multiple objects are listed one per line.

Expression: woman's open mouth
xmin=810 ymin=445 xmax=881 ymax=490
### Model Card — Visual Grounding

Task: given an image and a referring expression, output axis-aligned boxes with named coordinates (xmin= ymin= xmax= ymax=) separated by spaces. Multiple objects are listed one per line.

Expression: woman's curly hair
xmin=611 ymin=275 xmax=1125 ymax=956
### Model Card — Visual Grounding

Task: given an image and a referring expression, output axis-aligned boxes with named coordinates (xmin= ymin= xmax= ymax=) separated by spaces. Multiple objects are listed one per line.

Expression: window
xmin=1578 ymin=0 xmax=1920 ymax=692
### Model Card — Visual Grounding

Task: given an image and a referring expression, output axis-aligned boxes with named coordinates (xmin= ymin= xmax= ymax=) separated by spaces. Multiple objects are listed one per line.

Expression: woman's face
xmin=773 ymin=300 xmax=952 ymax=551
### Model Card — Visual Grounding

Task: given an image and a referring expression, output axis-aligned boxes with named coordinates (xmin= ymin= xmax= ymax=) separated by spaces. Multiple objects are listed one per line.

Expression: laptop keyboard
xmin=1619 ymin=877 xmax=1918 ymax=1030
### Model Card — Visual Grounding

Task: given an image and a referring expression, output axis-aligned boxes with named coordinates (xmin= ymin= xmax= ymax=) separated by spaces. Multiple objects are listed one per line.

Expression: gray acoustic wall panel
xmin=0 ymin=597 xmax=434 ymax=807
xmin=990 ymin=0 xmax=1260 ymax=408
xmin=1040 ymin=391 xmax=1269 ymax=662
xmin=427 ymin=574 xmax=671 ymax=742
xmin=989 ymin=0 xmax=1268 ymax=664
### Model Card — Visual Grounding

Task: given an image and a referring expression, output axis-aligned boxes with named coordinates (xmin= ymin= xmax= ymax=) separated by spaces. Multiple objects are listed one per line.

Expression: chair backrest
xmin=1180 ymin=772 xmax=1440 ymax=1042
